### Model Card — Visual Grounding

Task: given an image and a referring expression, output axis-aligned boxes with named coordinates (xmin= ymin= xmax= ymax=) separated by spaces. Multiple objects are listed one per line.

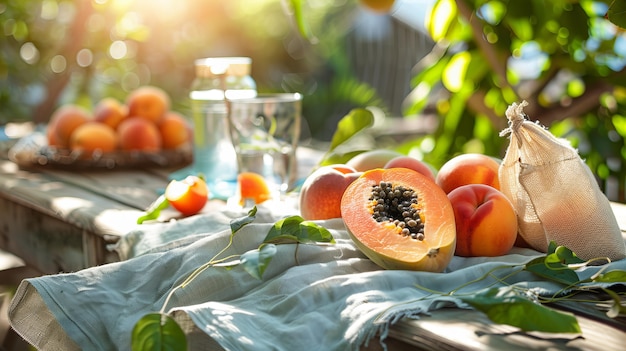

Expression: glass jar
xmin=180 ymin=57 xmax=257 ymax=199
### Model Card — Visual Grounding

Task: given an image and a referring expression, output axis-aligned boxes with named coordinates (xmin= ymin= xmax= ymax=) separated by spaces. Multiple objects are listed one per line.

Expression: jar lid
xmin=195 ymin=57 xmax=252 ymax=78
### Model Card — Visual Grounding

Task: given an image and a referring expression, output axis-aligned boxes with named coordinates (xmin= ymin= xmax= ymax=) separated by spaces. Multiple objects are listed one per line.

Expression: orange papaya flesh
xmin=340 ymin=168 xmax=457 ymax=272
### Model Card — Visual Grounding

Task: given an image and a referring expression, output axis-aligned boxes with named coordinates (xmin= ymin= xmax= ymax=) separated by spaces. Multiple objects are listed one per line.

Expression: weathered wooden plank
xmin=0 ymin=195 xmax=116 ymax=273
xmin=388 ymin=307 xmax=625 ymax=351
xmin=0 ymin=162 xmax=146 ymax=234
xmin=0 ymin=160 xmax=149 ymax=273
xmin=0 ymin=156 xmax=237 ymax=273
xmin=42 ymin=167 xmax=172 ymax=210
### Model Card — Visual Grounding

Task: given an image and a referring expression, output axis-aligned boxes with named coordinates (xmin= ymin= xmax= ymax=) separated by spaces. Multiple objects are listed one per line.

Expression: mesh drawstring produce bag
xmin=499 ymin=101 xmax=626 ymax=261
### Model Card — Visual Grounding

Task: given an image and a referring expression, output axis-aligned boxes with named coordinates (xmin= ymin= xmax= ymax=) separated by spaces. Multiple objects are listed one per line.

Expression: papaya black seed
xmin=370 ymin=181 xmax=425 ymax=240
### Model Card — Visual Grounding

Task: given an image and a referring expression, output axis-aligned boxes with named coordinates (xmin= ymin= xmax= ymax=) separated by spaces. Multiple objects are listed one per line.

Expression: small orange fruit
xmin=299 ymin=164 xmax=361 ymax=220
xmin=384 ymin=156 xmax=436 ymax=183
xmin=447 ymin=184 xmax=517 ymax=257
xmin=436 ymin=153 xmax=501 ymax=194
xmin=359 ymin=0 xmax=396 ymax=13
xmin=94 ymin=97 xmax=128 ymax=130
xmin=237 ymin=172 xmax=272 ymax=206
xmin=46 ymin=118 xmax=61 ymax=147
xmin=159 ymin=112 xmax=191 ymax=149
xmin=126 ymin=85 xmax=170 ymax=124
xmin=165 ymin=175 xmax=209 ymax=216
xmin=117 ymin=116 xmax=162 ymax=152
xmin=69 ymin=122 xmax=118 ymax=155
xmin=48 ymin=104 xmax=92 ymax=148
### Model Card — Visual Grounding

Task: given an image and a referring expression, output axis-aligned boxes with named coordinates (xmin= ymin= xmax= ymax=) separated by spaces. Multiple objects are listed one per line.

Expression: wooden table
xmin=0 ymin=138 xmax=322 ymax=275
xmin=1 ymin=138 xmax=625 ymax=351
xmin=0 ymin=155 xmax=171 ymax=274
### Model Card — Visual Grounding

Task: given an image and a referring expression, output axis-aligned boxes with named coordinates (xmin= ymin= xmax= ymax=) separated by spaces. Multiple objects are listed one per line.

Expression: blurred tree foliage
xmin=402 ymin=0 xmax=626 ymax=201
xmin=368 ymin=0 xmax=625 ymax=201
xmin=292 ymin=0 xmax=626 ymax=200
xmin=1 ymin=0 xmax=316 ymax=122
xmin=0 ymin=0 xmax=386 ymax=141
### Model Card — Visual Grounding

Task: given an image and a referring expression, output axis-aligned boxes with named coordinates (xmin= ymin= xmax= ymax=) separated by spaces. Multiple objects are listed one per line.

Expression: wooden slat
xmin=0 ymin=159 xmax=150 ymax=273
xmin=42 ymin=167 xmax=171 ymax=210
xmin=0 ymin=194 xmax=117 ymax=273
xmin=387 ymin=307 xmax=625 ymax=351
xmin=0 ymin=145 xmax=329 ymax=274
xmin=346 ymin=16 xmax=434 ymax=116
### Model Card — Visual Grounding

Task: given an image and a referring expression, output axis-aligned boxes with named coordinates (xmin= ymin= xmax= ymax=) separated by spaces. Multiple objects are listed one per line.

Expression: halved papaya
xmin=340 ymin=168 xmax=456 ymax=272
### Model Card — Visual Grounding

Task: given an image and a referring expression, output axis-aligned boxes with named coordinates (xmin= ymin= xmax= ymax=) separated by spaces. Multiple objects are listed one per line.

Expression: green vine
xmin=379 ymin=242 xmax=626 ymax=334
xmin=131 ymin=207 xmax=335 ymax=350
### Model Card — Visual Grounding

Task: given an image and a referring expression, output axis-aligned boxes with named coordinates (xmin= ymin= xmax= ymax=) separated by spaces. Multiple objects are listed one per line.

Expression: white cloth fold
xmin=8 ymin=206 xmax=626 ymax=351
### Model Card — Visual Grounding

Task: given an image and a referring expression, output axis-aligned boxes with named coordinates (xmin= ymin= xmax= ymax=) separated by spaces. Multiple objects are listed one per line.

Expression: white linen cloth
xmin=8 ymin=203 xmax=626 ymax=351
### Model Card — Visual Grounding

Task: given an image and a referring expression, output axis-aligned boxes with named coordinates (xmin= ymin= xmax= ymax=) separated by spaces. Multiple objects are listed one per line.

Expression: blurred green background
xmin=1 ymin=0 xmax=406 ymax=139
xmin=2 ymin=0 xmax=626 ymax=201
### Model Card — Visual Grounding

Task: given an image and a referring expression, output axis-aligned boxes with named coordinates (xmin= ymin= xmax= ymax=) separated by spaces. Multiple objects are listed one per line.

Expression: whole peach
xmin=447 ymin=184 xmax=517 ymax=257
xmin=299 ymin=164 xmax=361 ymax=220
xmin=346 ymin=149 xmax=403 ymax=172
xmin=436 ymin=153 xmax=501 ymax=194
xmin=126 ymin=85 xmax=170 ymax=124
xmin=70 ymin=122 xmax=117 ymax=155
xmin=94 ymin=97 xmax=127 ymax=130
xmin=117 ymin=116 xmax=162 ymax=152
xmin=48 ymin=104 xmax=91 ymax=148
xmin=384 ymin=156 xmax=436 ymax=183
xmin=159 ymin=112 xmax=191 ymax=149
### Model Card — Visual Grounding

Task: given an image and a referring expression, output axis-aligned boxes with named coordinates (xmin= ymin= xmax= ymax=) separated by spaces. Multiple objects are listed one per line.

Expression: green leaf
xmin=547 ymin=241 xmax=559 ymax=254
xmin=287 ymin=0 xmax=313 ymax=40
xmin=406 ymin=54 xmax=451 ymax=115
xmin=328 ymin=108 xmax=375 ymax=151
xmin=605 ymin=0 xmax=625 ymax=24
xmin=508 ymin=18 xmax=534 ymax=41
xmin=137 ymin=195 xmax=170 ymax=224
xmin=318 ymin=150 xmax=363 ymax=167
xmin=240 ymin=244 xmax=277 ymax=279
xmin=316 ymin=108 xmax=374 ymax=167
xmin=546 ymin=245 xmax=585 ymax=268
xmin=593 ymin=270 xmax=626 ymax=283
xmin=442 ymin=51 xmax=471 ymax=93
xmin=525 ymin=256 xmax=581 ymax=286
xmin=264 ymin=216 xmax=335 ymax=244
xmin=131 ymin=313 xmax=187 ymax=351
xmin=426 ymin=0 xmax=457 ymax=41
xmin=230 ymin=206 xmax=257 ymax=233
xmin=297 ymin=221 xmax=336 ymax=243
xmin=460 ymin=287 xmax=582 ymax=334
xmin=525 ymin=245 xmax=586 ymax=285
xmin=266 ymin=215 xmax=304 ymax=243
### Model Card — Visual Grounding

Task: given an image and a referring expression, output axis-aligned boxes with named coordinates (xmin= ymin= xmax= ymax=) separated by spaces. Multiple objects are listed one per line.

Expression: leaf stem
xmin=412 ymin=264 xmax=525 ymax=300
xmin=158 ymin=215 xmax=244 ymax=314
xmin=447 ymin=264 xmax=524 ymax=295
xmin=293 ymin=243 xmax=300 ymax=266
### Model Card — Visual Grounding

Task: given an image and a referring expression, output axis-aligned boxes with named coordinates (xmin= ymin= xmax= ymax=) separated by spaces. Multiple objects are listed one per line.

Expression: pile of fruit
xmin=46 ymin=85 xmax=191 ymax=157
xmin=299 ymin=150 xmax=519 ymax=272
xmin=161 ymin=148 xmax=517 ymax=272
xmin=139 ymin=172 xmax=273 ymax=221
